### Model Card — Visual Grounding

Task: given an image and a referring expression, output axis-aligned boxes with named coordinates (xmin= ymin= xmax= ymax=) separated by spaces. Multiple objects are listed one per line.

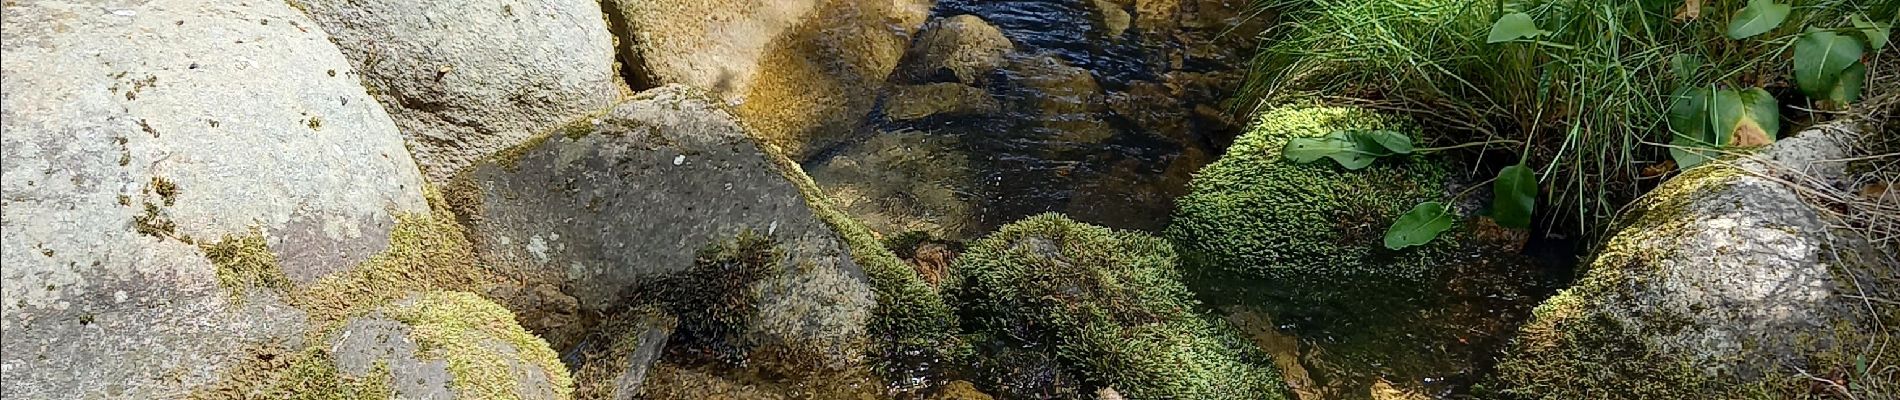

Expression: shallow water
xmin=807 ymin=0 xmax=1258 ymax=240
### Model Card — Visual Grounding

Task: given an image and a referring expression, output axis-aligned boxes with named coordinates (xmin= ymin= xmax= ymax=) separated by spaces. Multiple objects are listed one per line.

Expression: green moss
xmin=133 ymin=202 xmax=180 ymax=239
xmin=631 ymin=230 xmax=782 ymax=365
xmin=385 ymin=291 xmax=576 ymax=400
xmin=1165 ymin=105 xmax=1458 ymax=314
xmin=152 ymin=176 xmax=179 ymax=206
xmin=754 ymin=131 xmax=967 ymax=380
xmin=203 ymin=228 xmax=293 ymax=302
xmin=295 ymin=185 xmax=492 ymax=326
xmin=189 ymin=344 xmax=393 ymax=400
xmin=950 ymin=213 xmax=1287 ymax=400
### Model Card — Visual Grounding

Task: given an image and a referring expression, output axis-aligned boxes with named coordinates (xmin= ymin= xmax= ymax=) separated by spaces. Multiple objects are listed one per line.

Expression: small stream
xmin=808 ymin=0 xmax=1259 ymax=240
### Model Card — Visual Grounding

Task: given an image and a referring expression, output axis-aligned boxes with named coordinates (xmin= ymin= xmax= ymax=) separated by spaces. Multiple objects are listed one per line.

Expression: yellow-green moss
xmin=203 ymin=228 xmax=293 ymax=302
xmin=385 ymin=291 xmax=575 ymax=400
xmin=189 ymin=344 xmax=393 ymax=400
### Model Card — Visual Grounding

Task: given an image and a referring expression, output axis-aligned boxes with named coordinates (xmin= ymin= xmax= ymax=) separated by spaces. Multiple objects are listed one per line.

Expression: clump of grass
xmin=1245 ymin=0 xmax=1889 ymax=232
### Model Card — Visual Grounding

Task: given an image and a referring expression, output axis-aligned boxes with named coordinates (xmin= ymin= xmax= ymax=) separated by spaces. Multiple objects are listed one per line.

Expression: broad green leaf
xmin=1283 ymin=136 xmax=1351 ymax=163
xmin=1795 ymin=29 xmax=1866 ymax=98
xmin=1669 ymin=54 xmax=1703 ymax=82
xmin=1669 ymin=135 xmax=1716 ymax=168
xmin=1827 ymin=61 xmax=1868 ymax=103
xmin=1854 ymin=13 xmax=1891 ymax=50
xmin=1356 ymin=130 xmax=1414 ymax=154
xmin=1488 ymin=13 xmax=1545 ymax=43
xmin=1491 ymin=164 xmax=1537 ymax=229
xmin=1732 ymin=87 xmax=1779 ymax=146
xmin=1725 ymin=0 xmax=1790 ymax=39
xmin=1284 ymin=133 xmax=1381 ymax=169
xmin=1666 ymin=86 xmax=1709 ymax=139
xmin=1706 ymin=88 xmax=1744 ymax=147
xmin=1384 ymin=202 xmax=1454 ymax=249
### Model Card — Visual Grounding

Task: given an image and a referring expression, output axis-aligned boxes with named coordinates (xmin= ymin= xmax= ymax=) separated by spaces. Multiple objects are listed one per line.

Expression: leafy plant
xmin=1487 ymin=12 xmax=1548 ymax=43
xmin=1283 ymin=129 xmax=1414 ymax=169
xmin=1491 ymin=164 xmax=1538 ymax=229
xmin=1726 ymin=0 xmax=1791 ymax=39
xmin=1284 ymin=129 xmax=1538 ymax=248
xmin=1384 ymin=202 xmax=1454 ymax=249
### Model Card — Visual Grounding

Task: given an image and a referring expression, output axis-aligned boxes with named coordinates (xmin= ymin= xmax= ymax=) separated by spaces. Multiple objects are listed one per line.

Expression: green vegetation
xmin=1168 ymin=106 xmax=1457 ymax=305
xmin=203 ymin=228 xmax=293 ymax=302
xmin=631 ymin=231 xmax=781 ymax=365
xmin=950 ymin=214 xmax=1286 ymax=400
xmin=1248 ymin=0 xmax=1895 ymax=231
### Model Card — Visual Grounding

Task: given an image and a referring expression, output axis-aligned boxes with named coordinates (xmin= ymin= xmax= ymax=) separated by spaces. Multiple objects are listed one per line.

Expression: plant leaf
xmin=1826 ymin=61 xmax=1868 ymax=104
xmin=1669 ymin=54 xmax=1703 ymax=82
xmin=1706 ymin=88 xmax=1744 ymax=147
xmin=1853 ymin=13 xmax=1891 ymax=50
xmin=1731 ymin=87 xmax=1779 ymax=147
xmin=1795 ymin=29 xmax=1866 ymax=98
xmin=1384 ymin=202 xmax=1454 ymax=249
xmin=1491 ymin=164 xmax=1537 ymax=229
xmin=1726 ymin=0 xmax=1790 ymax=39
xmin=1283 ymin=136 xmax=1350 ymax=163
xmin=1488 ymin=13 xmax=1545 ymax=43
xmin=1670 ymin=135 xmax=1716 ymax=168
xmin=1666 ymin=86 xmax=1709 ymax=140
xmin=1356 ymin=130 xmax=1414 ymax=154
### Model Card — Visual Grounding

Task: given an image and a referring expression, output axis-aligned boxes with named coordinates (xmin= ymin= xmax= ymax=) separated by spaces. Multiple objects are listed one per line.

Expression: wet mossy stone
xmin=949 ymin=214 xmax=1288 ymax=400
xmin=1489 ymin=127 xmax=1896 ymax=399
xmin=1165 ymin=106 xmax=1457 ymax=316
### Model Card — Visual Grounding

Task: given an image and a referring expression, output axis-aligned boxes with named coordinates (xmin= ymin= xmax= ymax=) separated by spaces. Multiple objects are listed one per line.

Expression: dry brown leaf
xmin=1674 ymin=0 xmax=1703 ymax=21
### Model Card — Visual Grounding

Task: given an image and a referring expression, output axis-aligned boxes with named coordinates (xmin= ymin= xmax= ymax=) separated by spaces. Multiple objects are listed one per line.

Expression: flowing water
xmin=808 ymin=0 xmax=1260 ymax=241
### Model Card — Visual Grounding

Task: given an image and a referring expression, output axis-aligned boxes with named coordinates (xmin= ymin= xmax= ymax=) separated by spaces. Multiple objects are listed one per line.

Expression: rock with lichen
xmin=292 ymin=0 xmax=625 ymax=184
xmin=949 ymin=213 xmax=1289 ymax=400
xmin=1489 ymin=124 xmax=1897 ymax=399
xmin=451 ymin=84 xmax=960 ymax=387
xmin=604 ymin=0 xmax=934 ymax=159
xmin=328 ymin=291 xmax=575 ymax=400
xmin=0 ymin=0 xmax=432 ymax=396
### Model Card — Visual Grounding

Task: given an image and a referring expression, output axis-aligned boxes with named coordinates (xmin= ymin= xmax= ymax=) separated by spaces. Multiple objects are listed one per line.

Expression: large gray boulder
xmin=449 ymin=85 xmax=874 ymax=371
xmin=1492 ymin=124 xmax=1895 ymax=399
xmin=294 ymin=0 xmax=625 ymax=183
xmin=0 ymin=0 xmax=429 ymax=397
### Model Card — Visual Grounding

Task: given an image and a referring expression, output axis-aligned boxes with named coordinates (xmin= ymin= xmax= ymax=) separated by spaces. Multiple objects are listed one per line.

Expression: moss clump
xmin=1165 ymin=105 xmax=1456 ymax=314
xmin=189 ymin=344 xmax=393 ymax=400
xmin=949 ymin=213 xmax=1287 ymax=400
xmin=754 ymin=133 xmax=967 ymax=382
xmin=294 ymin=185 xmax=492 ymax=326
xmin=633 ymin=230 xmax=782 ymax=365
xmin=203 ymin=228 xmax=293 ymax=302
xmin=385 ymin=291 xmax=576 ymax=400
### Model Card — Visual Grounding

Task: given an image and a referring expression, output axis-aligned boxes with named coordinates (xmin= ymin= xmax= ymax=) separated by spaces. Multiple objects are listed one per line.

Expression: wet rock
xmin=883 ymin=83 xmax=1002 ymax=121
xmin=327 ymin=291 xmax=574 ymax=400
xmin=1090 ymin=0 xmax=1133 ymax=37
xmin=608 ymin=0 xmax=933 ymax=159
xmin=810 ymin=131 xmax=981 ymax=241
xmin=950 ymin=214 xmax=1288 ymax=400
xmin=1003 ymin=53 xmax=1119 ymax=145
xmin=930 ymin=380 xmax=996 ymax=400
xmin=296 ymin=0 xmax=624 ymax=183
xmin=897 ymin=14 xmax=1016 ymax=84
xmin=1 ymin=0 xmax=427 ymax=396
xmin=1491 ymin=124 xmax=1895 ymax=399
xmin=449 ymin=85 xmax=875 ymax=372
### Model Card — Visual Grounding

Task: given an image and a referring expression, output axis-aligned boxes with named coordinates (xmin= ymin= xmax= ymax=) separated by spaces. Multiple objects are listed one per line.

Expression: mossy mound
xmin=378 ymin=291 xmax=576 ymax=400
xmin=949 ymin=213 xmax=1287 ymax=400
xmin=1165 ymin=105 xmax=1458 ymax=313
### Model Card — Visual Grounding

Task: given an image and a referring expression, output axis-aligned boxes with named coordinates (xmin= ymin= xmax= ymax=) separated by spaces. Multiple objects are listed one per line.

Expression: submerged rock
xmin=1490 ymin=124 xmax=1896 ymax=399
xmin=606 ymin=0 xmax=934 ymax=159
xmin=949 ymin=214 xmax=1288 ymax=400
xmin=809 ymin=130 xmax=982 ymax=241
xmin=0 ymin=0 xmax=429 ymax=396
xmin=897 ymin=14 xmax=1017 ymax=84
xmin=295 ymin=0 xmax=624 ymax=183
xmin=883 ymin=83 xmax=1003 ymax=121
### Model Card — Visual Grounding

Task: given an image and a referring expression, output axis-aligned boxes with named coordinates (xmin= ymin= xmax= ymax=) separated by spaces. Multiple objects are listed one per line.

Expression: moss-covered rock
xmin=950 ymin=214 xmax=1287 ymax=400
xmin=1489 ymin=126 xmax=1897 ymax=399
xmin=1166 ymin=106 xmax=1457 ymax=312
